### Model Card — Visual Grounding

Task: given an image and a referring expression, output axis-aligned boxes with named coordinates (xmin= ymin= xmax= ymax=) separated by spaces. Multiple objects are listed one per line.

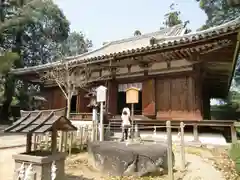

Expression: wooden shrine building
xmin=11 ymin=18 xmax=240 ymax=121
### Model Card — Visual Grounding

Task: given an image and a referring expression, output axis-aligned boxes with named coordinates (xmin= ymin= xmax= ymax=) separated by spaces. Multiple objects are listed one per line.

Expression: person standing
xmin=121 ymin=107 xmax=131 ymax=141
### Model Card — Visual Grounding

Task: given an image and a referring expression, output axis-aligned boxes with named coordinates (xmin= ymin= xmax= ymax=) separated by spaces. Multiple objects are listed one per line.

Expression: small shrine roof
xmin=11 ymin=17 xmax=240 ymax=75
xmin=4 ymin=108 xmax=77 ymax=133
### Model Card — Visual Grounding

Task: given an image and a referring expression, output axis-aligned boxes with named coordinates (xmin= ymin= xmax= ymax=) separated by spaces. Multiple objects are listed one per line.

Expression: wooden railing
xmin=69 ymin=112 xmax=239 ymax=143
xmin=69 ymin=112 xmax=114 ymax=121
xmin=70 ymin=113 xmax=93 ymax=121
xmin=109 ymin=118 xmax=239 ymax=143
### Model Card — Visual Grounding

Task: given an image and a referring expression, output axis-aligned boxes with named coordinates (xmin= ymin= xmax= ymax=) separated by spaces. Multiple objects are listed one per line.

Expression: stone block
xmin=13 ymin=151 xmax=67 ymax=180
xmin=88 ymin=141 xmax=174 ymax=176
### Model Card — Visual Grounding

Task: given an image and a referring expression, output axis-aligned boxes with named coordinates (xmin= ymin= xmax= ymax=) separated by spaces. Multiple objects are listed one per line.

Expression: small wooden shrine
xmin=4 ymin=108 xmax=77 ymax=180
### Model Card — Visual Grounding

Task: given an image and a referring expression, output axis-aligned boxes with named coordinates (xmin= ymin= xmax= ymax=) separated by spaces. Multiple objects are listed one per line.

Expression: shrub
xmin=229 ymin=143 xmax=240 ymax=173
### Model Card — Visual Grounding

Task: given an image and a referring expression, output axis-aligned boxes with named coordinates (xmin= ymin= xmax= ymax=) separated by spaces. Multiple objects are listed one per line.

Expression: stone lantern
xmin=85 ymin=90 xmax=99 ymax=141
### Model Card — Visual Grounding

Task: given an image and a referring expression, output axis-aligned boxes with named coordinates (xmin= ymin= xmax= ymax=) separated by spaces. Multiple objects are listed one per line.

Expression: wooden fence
xmin=30 ymin=121 xmax=187 ymax=180
xmin=31 ymin=124 xmax=94 ymax=155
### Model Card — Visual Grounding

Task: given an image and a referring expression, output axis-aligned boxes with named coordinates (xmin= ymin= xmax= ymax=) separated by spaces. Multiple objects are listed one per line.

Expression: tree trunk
xmin=62 ymin=95 xmax=71 ymax=152
xmin=0 ymin=74 xmax=15 ymax=122
xmin=66 ymin=96 xmax=71 ymax=119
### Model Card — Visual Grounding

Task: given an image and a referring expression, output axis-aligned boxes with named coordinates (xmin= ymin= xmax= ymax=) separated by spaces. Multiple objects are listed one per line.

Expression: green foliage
xmin=160 ymin=3 xmax=191 ymax=33
xmin=59 ymin=31 xmax=92 ymax=57
xmin=211 ymin=103 xmax=239 ymax=120
xmin=134 ymin=30 xmax=142 ymax=36
xmin=229 ymin=143 xmax=240 ymax=173
xmin=162 ymin=3 xmax=182 ymax=28
xmin=196 ymin=0 xmax=240 ymax=29
xmin=0 ymin=0 xmax=71 ymax=120
xmin=230 ymin=143 xmax=240 ymax=161
xmin=0 ymin=52 xmax=19 ymax=74
xmin=229 ymin=91 xmax=240 ymax=105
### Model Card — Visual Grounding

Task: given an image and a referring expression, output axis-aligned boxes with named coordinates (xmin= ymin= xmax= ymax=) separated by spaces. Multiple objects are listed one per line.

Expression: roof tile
xmin=11 ymin=18 xmax=240 ymax=75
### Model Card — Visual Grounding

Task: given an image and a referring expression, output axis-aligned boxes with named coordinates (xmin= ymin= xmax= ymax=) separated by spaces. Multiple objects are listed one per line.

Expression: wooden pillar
xmin=26 ymin=133 xmax=32 ymax=153
xmin=193 ymin=124 xmax=199 ymax=142
xmin=32 ymin=134 xmax=37 ymax=151
xmin=231 ymin=125 xmax=237 ymax=143
xmin=77 ymin=90 xmax=90 ymax=113
xmin=51 ymin=128 xmax=57 ymax=153
xmin=107 ymin=80 xmax=118 ymax=115
xmin=142 ymin=78 xmax=156 ymax=117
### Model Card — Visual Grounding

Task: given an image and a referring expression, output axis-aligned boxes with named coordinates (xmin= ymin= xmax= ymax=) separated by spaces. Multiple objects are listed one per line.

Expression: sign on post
xmin=126 ymin=87 xmax=139 ymax=140
xmin=96 ymin=85 xmax=107 ymax=103
xmin=96 ymin=85 xmax=107 ymax=142
xmin=126 ymin=87 xmax=139 ymax=104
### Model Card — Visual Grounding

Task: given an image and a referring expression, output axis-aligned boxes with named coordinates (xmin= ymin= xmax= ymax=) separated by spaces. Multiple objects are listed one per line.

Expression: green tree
xmin=160 ymin=3 xmax=191 ymax=33
xmin=196 ymin=0 xmax=240 ymax=29
xmin=0 ymin=0 xmax=71 ymax=121
xmin=134 ymin=30 xmax=142 ymax=36
xmin=59 ymin=31 xmax=92 ymax=57
xmin=197 ymin=0 xmax=240 ymax=89
xmin=162 ymin=3 xmax=182 ymax=28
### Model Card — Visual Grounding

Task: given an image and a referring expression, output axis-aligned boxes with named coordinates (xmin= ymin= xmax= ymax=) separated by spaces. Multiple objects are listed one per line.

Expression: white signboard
xmin=96 ymin=85 xmax=107 ymax=102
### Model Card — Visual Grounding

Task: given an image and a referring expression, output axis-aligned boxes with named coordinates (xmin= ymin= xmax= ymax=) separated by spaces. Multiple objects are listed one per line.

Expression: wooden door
xmin=142 ymin=79 xmax=156 ymax=117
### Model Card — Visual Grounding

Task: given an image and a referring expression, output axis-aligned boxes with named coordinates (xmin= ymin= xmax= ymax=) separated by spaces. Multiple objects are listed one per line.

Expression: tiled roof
xmin=11 ymin=17 xmax=240 ymax=75
xmin=4 ymin=108 xmax=77 ymax=133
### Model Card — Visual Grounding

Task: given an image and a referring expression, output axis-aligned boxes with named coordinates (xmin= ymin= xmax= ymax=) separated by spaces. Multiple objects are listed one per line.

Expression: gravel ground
xmin=0 ymin=134 xmax=26 ymax=149
xmin=0 ymin=147 xmax=25 ymax=180
xmin=66 ymin=146 xmax=227 ymax=180
xmin=0 ymin=141 xmax=233 ymax=180
xmin=174 ymin=151 xmax=224 ymax=180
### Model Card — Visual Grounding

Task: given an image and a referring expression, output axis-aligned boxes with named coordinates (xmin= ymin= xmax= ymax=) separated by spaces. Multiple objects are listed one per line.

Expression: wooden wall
xmin=76 ymin=89 xmax=91 ymax=113
xmin=155 ymin=75 xmax=203 ymax=120
xmin=41 ymin=87 xmax=66 ymax=109
xmin=41 ymin=73 xmax=206 ymax=121
xmin=107 ymin=80 xmax=118 ymax=114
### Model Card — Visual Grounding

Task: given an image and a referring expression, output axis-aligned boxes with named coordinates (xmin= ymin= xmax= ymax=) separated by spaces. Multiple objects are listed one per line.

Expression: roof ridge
xmin=154 ymin=16 xmax=240 ymax=42
xmin=60 ymin=24 xmax=184 ymax=63
xmin=63 ymin=24 xmax=185 ymax=62
xmin=11 ymin=17 xmax=240 ymax=74
xmin=108 ymin=24 xmax=185 ymax=45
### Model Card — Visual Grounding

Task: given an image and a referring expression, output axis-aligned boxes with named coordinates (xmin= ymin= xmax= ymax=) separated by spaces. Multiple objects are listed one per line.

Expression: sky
xmin=54 ymin=0 xmax=207 ymax=49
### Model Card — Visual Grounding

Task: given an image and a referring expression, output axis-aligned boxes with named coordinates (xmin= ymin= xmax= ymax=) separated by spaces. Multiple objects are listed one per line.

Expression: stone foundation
xmin=13 ymin=151 xmax=67 ymax=180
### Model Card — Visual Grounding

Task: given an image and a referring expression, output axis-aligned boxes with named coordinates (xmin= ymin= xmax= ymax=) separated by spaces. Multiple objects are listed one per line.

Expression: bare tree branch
xmin=39 ymin=60 xmax=107 ymax=117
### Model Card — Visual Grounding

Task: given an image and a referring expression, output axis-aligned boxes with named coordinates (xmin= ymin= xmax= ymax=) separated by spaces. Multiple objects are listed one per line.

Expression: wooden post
xmin=91 ymin=121 xmax=95 ymax=142
xmin=51 ymin=129 xmax=57 ymax=153
xmin=180 ymin=122 xmax=185 ymax=171
xmin=64 ymin=132 xmax=68 ymax=152
xmin=80 ymin=126 xmax=83 ymax=150
xmin=193 ymin=124 xmax=199 ymax=142
xmin=36 ymin=134 xmax=40 ymax=149
xmin=153 ymin=126 xmax=157 ymax=144
xmin=100 ymin=102 xmax=104 ymax=141
xmin=231 ymin=125 xmax=237 ymax=143
xmin=94 ymin=121 xmax=98 ymax=141
xmin=91 ymin=108 xmax=97 ymax=141
xmin=166 ymin=121 xmax=174 ymax=180
xmin=131 ymin=103 xmax=134 ymax=140
xmin=45 ymin=133 xmax=49 ymax=150
xmin=26 ymin=133 xmax=32 ymax=153
xmin=33 ymin=133 xmax=37 ymax=151
xmin=59 ymin=131 xmax=63 ymax=152
xmin=69 ymin=132 xmax=73 ymax=155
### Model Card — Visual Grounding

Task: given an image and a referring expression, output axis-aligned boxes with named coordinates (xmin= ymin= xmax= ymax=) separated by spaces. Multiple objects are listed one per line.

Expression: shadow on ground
xmin=66 ymin=175 xmax=94 ymax=180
